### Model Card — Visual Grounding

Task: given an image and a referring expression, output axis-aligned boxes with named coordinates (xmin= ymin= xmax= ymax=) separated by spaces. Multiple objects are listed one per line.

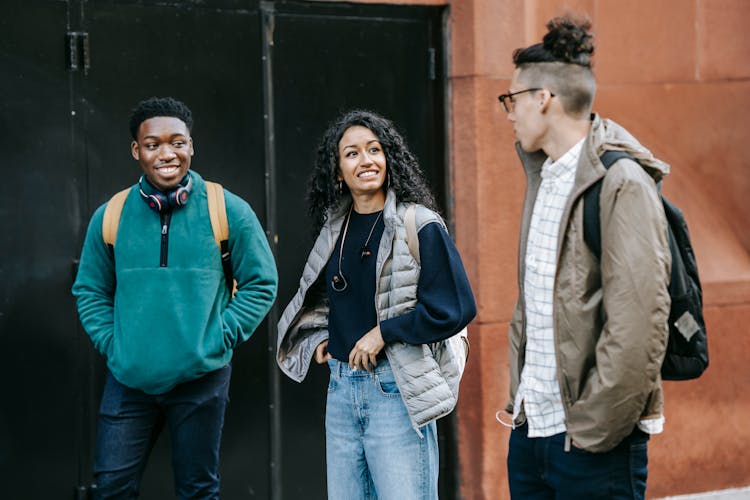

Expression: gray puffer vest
xmin=276 ymin=190 xmax=465 ymax=433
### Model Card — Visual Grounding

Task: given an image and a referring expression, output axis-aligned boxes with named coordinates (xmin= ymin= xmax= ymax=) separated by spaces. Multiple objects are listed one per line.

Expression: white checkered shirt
xmin=512 ymin=139 xmax=583 ymax=437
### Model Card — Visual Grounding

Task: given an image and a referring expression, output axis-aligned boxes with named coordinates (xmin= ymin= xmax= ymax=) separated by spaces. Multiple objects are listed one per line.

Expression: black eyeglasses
xmin=497 ymin=88 xmax=554 ymax=113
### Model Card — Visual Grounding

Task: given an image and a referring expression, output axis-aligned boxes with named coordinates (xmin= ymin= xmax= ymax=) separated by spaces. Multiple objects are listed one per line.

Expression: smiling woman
xmin=337 ymin=125 xmax=387 ymax=211
xmin=276 ymin=109 xmax=477 ymax=500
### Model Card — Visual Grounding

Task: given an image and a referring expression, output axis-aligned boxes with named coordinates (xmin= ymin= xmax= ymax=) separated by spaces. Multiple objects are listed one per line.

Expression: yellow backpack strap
xmin=102 ymin=188 xmax=130 ymax=247
xmin=205 ymin=181 xmax=229 ymax=248
xmin=206 ymin=181 xmax=235 ymax=295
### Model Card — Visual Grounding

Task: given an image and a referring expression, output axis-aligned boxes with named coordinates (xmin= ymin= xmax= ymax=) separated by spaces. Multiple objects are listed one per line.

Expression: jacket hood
xmin=589 ymin=114 xmax=670 ymax=182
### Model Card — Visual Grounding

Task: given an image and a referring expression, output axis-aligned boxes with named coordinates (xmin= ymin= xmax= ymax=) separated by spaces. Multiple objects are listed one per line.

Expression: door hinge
xmin=427 ymin=47 xmax=436 ymax=81
xmin=67 ymin=32 xmax=90 ymax=75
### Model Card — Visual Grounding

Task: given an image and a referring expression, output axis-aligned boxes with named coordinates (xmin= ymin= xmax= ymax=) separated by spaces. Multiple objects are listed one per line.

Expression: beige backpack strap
xmin=407 ymin=203 xmax=470 ymax=395
xmin=205 ymin=181 xmax=229 ymax=249
xmin=206 ymin=181 xmax=236 ymax=296
xmin=102 ymin=188 xmax=130 ymax=246
xmin=404 ymin=204 xmax=420 ymax=265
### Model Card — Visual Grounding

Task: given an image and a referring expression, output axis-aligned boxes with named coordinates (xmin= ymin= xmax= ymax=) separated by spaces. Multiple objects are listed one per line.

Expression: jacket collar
xmin=319 ymin=189 xmax=398 ymax=257
xmin=382 ymin=189 xmax=399 ymax=228
xmin=517 ymin=113 xmax=670 ymax=191
xmin=587 ymin=114 xmax=670 ymax=180
xmin=324 ymin=189 xmax=398 ymax=232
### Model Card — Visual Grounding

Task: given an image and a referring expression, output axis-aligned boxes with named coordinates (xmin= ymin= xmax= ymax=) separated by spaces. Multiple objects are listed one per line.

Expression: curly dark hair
xmin=129 ymin=97 xmax=193 ymax=140
xmin=307 ymin=109 xmax=437 ymax=234
xmin=513 ymin=15 xmax=595 ymax=67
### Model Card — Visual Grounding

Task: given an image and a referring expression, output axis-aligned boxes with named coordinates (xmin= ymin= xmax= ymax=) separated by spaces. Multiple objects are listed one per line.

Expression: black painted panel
xmin=79 ymin=2 xmax=268 ymax=498
xmin=0 ymin=1 xmax=83 ymax=498
xmin=0 ymin=1 xmax=447 ymax=498
xmin=269 ymin=3 xmax=447 ymax=499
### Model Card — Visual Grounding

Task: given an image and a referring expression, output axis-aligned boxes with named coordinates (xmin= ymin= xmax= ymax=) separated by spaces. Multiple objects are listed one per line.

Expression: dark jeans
xmin=93 ymin=365 xmax=231 ymax=500
xmin=507 ymin=423 xmax=649 ymax=500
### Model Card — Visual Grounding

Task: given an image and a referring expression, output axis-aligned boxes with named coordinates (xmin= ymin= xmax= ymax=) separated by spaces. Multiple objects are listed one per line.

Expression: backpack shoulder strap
xmin=404 ymin=204 xmax=420 ymax=265
xmin=582 ymin=151 xmax=635 ymax=259
xmin=102 ymin=188 xmax=131 ymax=247
xmin=406 ymin=203 xmax=470 ymax=369
xmin=205 ymin=181 xmax=229 ymax=248
xmin=205 ymin=181 xmax=235 ymax=294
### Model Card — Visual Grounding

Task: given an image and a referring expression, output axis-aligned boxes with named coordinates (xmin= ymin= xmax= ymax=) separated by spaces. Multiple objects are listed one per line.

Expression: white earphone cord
xmin=495 ymin=410 xmax=516 ymax=429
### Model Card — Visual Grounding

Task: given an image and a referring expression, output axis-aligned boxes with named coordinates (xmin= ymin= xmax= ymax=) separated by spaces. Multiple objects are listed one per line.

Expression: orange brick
xmin=475 ymin=77 xmax=525 ymax=324
xmin=595 ymin=0 xmax=697 ymax=84
xmin=650 ymin=304 xmax=750 ymax=497
xmin=452 ymin=75 xmax=524 ymax=325
xmin=698 ymin=0 xmax=750 ymax=80
xmin=475 ymin=0 xmax=525 ymax=77
xmin=457 ymin=321 xmax=512 ymax=500
xmin=596 ymin=81 xmax=750 ymax=285
xmin=451 ymin=0 xmax=525 ymax=78
xmin=451 ymin=1 xmax=479 ymax=78
xmin=451 ymin=77 xmax=481 ymax=300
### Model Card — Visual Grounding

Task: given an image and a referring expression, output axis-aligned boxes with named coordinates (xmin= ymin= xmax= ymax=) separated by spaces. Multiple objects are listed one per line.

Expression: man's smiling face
xmin=131 ymin=116 xmax=193 ymax=191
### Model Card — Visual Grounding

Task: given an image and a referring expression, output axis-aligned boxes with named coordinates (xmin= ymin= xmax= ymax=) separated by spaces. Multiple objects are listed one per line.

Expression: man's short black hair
xmin=129 ymin=97 xmax=193 ymax=140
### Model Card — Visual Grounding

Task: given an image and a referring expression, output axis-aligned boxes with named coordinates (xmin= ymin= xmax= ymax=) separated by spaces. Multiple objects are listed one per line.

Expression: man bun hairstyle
xmin=514 ymin=16 xmax=594 ymax=67
xmin=512 ymin=15 xmax=596 ymax=117
xmin=129 ymin=97 xmax=194 ymax=140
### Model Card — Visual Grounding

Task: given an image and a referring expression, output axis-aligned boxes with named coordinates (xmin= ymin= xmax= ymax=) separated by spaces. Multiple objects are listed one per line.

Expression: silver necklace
xmin=331 ymin=206 xmax=383 ymax=293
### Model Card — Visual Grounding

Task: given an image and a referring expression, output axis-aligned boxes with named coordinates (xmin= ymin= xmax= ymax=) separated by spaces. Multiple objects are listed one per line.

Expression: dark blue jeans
xmin=93 ymin=365 xmax=231 ymax=500
xmin=507 ymin=423 xmax=649 ymax=500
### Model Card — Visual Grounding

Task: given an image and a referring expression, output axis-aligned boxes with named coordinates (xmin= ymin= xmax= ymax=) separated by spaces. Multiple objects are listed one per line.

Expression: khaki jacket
xmin=507 ymin=114 xmax=672 ymax=453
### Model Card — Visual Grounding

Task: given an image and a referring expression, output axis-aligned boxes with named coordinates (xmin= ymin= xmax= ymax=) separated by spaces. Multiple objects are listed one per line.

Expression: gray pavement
xmin=657 ymin=487 xmax=750 ymax=500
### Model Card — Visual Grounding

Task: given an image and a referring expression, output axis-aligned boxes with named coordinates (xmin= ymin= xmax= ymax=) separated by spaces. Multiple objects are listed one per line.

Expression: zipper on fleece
xmin=160 ymin=211 xmax=172 ymax=267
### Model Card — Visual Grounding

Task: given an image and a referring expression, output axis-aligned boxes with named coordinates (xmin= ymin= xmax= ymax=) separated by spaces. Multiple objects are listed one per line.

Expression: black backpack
xmin=582 ymin=151 xmax=708 ymax=381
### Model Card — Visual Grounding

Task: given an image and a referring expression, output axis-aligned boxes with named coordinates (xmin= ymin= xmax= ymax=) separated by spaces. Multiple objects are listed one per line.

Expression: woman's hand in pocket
xmin=315 ymin=340 xmax=332 ymax=364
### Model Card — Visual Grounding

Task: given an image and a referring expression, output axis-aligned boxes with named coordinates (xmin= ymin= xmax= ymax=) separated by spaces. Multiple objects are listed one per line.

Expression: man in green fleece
xmin=72 ymin=97 xmax=278 ymax=499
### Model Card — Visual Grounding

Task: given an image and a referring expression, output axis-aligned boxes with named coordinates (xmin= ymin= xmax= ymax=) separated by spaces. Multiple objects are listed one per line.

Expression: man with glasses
xmin=499 ymin=16 xmax=671 ymax=499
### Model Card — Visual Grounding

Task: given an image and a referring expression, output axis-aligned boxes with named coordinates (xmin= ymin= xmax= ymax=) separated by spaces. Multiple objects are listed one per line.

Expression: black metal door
xmin=0 ymin=1 xmax=85 ymax=498
xmin=0 ymin=1 xmax=447 ymax=498
xmin=264 ymin=2 xmax=448 ymax=499
xmin=76 ymin=1 xmax=269 ymax=498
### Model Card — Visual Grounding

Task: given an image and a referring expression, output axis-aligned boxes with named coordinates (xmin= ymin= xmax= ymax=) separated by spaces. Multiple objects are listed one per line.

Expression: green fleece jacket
xmin=72 ymin=171 xmax=278 ymax=394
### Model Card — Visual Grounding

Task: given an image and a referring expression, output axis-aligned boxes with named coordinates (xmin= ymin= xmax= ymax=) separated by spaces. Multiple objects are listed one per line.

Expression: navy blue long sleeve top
xmin=325 ymin=209 xmax=476 ymax=362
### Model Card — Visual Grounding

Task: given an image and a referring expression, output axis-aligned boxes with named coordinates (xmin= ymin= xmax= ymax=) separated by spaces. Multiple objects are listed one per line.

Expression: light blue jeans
xmin=325 ymin=358 xmax=439 ymax=500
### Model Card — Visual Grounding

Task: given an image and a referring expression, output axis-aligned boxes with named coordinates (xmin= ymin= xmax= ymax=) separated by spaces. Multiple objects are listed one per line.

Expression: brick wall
xmin=447 ymin=1 xmax=750 ymax=498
